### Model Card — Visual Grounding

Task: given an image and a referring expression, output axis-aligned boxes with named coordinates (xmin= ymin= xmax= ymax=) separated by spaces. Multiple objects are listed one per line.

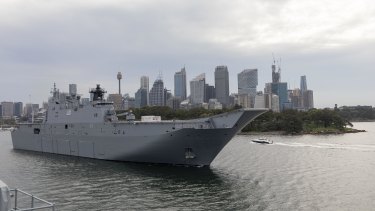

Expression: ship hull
xmin=11 ymin=109 xmax=267 ymax=166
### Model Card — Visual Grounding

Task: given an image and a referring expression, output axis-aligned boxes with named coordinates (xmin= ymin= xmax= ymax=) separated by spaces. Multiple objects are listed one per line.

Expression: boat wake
xmin=273 ymin=142 xmax=375 ymax=152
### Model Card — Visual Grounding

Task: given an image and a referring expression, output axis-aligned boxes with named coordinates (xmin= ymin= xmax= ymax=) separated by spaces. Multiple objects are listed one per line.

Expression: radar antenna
xmin=90 ymin=84 xmax=107 ymax=101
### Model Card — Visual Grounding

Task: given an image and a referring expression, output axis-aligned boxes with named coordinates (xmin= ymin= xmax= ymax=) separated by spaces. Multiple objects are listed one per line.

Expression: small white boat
xmin=251 ymin=138 xmax=273 ymax=144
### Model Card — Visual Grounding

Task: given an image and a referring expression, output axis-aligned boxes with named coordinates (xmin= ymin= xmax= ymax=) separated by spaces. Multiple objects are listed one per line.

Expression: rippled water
xmin=1 ymin=122 xmax=375 ymax=210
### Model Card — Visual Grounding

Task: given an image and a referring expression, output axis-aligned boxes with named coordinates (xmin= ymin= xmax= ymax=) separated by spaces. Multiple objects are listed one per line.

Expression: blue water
xmin=1 ymin=122 xmax=375 ymax=210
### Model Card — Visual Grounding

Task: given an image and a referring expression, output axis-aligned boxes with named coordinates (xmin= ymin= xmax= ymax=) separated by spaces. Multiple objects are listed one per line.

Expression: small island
xmin=240 ymin=108 xmax=366 ymax=135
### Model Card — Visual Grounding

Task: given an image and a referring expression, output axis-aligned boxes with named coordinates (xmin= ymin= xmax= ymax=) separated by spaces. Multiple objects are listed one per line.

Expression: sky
xmin=0 ymin=0 xmax=374 ymax=108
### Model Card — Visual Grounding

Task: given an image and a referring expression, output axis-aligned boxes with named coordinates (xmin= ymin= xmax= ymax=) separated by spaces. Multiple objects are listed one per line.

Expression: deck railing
xmin=9 ymin=189 xmax=55 ymax=211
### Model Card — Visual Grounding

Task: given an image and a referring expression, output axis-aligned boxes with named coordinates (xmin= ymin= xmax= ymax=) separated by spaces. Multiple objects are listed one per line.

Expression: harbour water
xmin=1 ymin=122 xmax=375 ymax=210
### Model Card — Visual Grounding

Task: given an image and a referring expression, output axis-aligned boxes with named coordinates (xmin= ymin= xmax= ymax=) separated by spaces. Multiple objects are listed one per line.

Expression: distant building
xmin=264 ymin=93 xmax=271 ymax=109
xmin=123 ymin=94 xmax=136 ymax=110
xmin=215 ymin=65 xmax=229 ymax=107
xmin=228 ymin=94 xmax=236 ymax=108
xmin=190 ymin=74 xmax=205 ymax=105
xmin=135 ymin=88 xmax=148 ymax=108
xmin=289 ymin=88 xmax=315 ymax=111
xmin=264 ymin=93 xmax=280 ymax=112
xmin=164 ymin=88 xmax=172 ymax=106
xmin=271 ymin=94 xmax=280 ymax=112
xmin=32 ymin=104 xmax=39 ymax=112
xmin=107 ymin=94 xmax=123 ymax=110
xmin=24 ymin=104 xmax=39 ymax=121
xmin=42 ymin=102 xmax=49 ymax=110
xmin=167 ymin=97 xmax=181 ymax=110
xmin=264 ymin=83 xmax=272 ymax=94
xmin=272 ymin=60 xmax=281 ymax=83
xmin=24 ymin=104 xmax=33 ymax=119
xmin=254 ymin=92 xmax=265 ymax=108
xmin=149 ymin=78 xmax=165 ymax=106
xmin=208 ymin=99 xmax=223 ymax=110
xmin=69 ymin=84 xmax=77 ymax=97
xmin=283 ymin=102 xmax=293 ymax=110
xmin=300 ymin=75 xmax=307 ymax=93
xmin=140 ymin=76 xmax=149 ymax=105
xmin=271 ymin=82 xmax=288 ymax=111
xmin=265 ymin=58 xmax=296 ymax=111
xmin=204 ymin=84 xmax=215 ymax=103
xmin=13 ymin=102 xmax=23 ymax=117
xmin=1 ymin=102 xmax=14 ymax=119
xmin=290 ymin=89 xmax=302 ymax=109
xmin=238 ymin=94 xmax=252 ymax=108
xmin=180 ymin=99 xmax=191 ymax=110
xmin=303 ymin=90 xmax=314 ymax=109
xmin=300 ymin=75 xmax=314 ymax=110
xmin=238 ymin=69 xmax=258 ymax=107
xmin=174 ymin=67 xmax=187 ymax=101
xmin=0 ymin=104 xmax=2 ymax=118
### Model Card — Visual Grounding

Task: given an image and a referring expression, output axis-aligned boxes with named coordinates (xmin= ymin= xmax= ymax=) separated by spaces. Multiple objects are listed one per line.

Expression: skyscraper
xmin=174 ymin=67 xmax=187 ymax=101
xmin=140 ymin=76 xmax=149 ymax=105
xmin=190 ymin=74 xmax=205 ymax=105
xmin=24 ymin=103 xmax=33 ymax=119
xmin=69 ymin=84 xmax=77 ymax=97
xmin=204 ymin=84 xmax=215 ymax=102
xmin=300 ymin=75 xmax=311 ymax=110
xmin=215 ymin=66 xmax=229 ymax=107
xmin=304 ymin=90 xmax=314 ymax=109
xmin=266 ymin=58 xmax=289 ymax=111
xmin=300 ymin=75 xmax=307 ymax=93
xmin=272 ymin=59 xmax=281 ymax=83
xmin=1 ymin=102 xmax=14 ymax=119
xmin=164 ymin=88 xmax=172 ymax=106
xmin=271 ymin=82 xmax=288 ymax=111
xmin=290 ymin=89 xmax=303 ymax=109
xmin=238 ymin=69 xmax=258 ymax=95
xmin=238 ymin=69 xmax=258 ymax=107
xmin=14 ymin=102 xmax=23 ymax=117
xmin=123 ymin=94 xmax=135 ymax=110
xmin=167 ymin=97 xmax=181 ymax=110
xmin=107 ymin=94 xmax=123 ymax=110
xmin=149 ymin=78 xmax=164 ymax=106
xmin=135 ymin=88 xmax=148 ymax=108
xmin=254 ymin=92 xmax=265 ymax=108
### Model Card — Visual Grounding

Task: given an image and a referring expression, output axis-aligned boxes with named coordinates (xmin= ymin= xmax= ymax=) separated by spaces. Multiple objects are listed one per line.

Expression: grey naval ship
xmin=11 ymin=84 xmax=267 ymax=166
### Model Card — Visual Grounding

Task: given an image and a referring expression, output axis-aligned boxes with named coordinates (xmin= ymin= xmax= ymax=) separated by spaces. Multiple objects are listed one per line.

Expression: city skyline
xmin=0 ymin=0 xmax=374 ymax=108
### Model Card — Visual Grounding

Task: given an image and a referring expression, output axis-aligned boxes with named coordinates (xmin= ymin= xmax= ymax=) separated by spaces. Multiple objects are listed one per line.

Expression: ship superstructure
xmin=11 ymin=84 xmax=267 ymax=166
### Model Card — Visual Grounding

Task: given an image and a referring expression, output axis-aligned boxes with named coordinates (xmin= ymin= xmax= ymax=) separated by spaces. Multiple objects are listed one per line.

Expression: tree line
xmin=335 ymin=106 xmax=375 ymax=121
xmin=241 ymin=109 xmax=353 ymax=134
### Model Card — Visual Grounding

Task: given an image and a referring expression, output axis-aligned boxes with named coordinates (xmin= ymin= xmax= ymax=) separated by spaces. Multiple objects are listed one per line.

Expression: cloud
xmin=0 ymin=0 xmax=374 ymax=107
